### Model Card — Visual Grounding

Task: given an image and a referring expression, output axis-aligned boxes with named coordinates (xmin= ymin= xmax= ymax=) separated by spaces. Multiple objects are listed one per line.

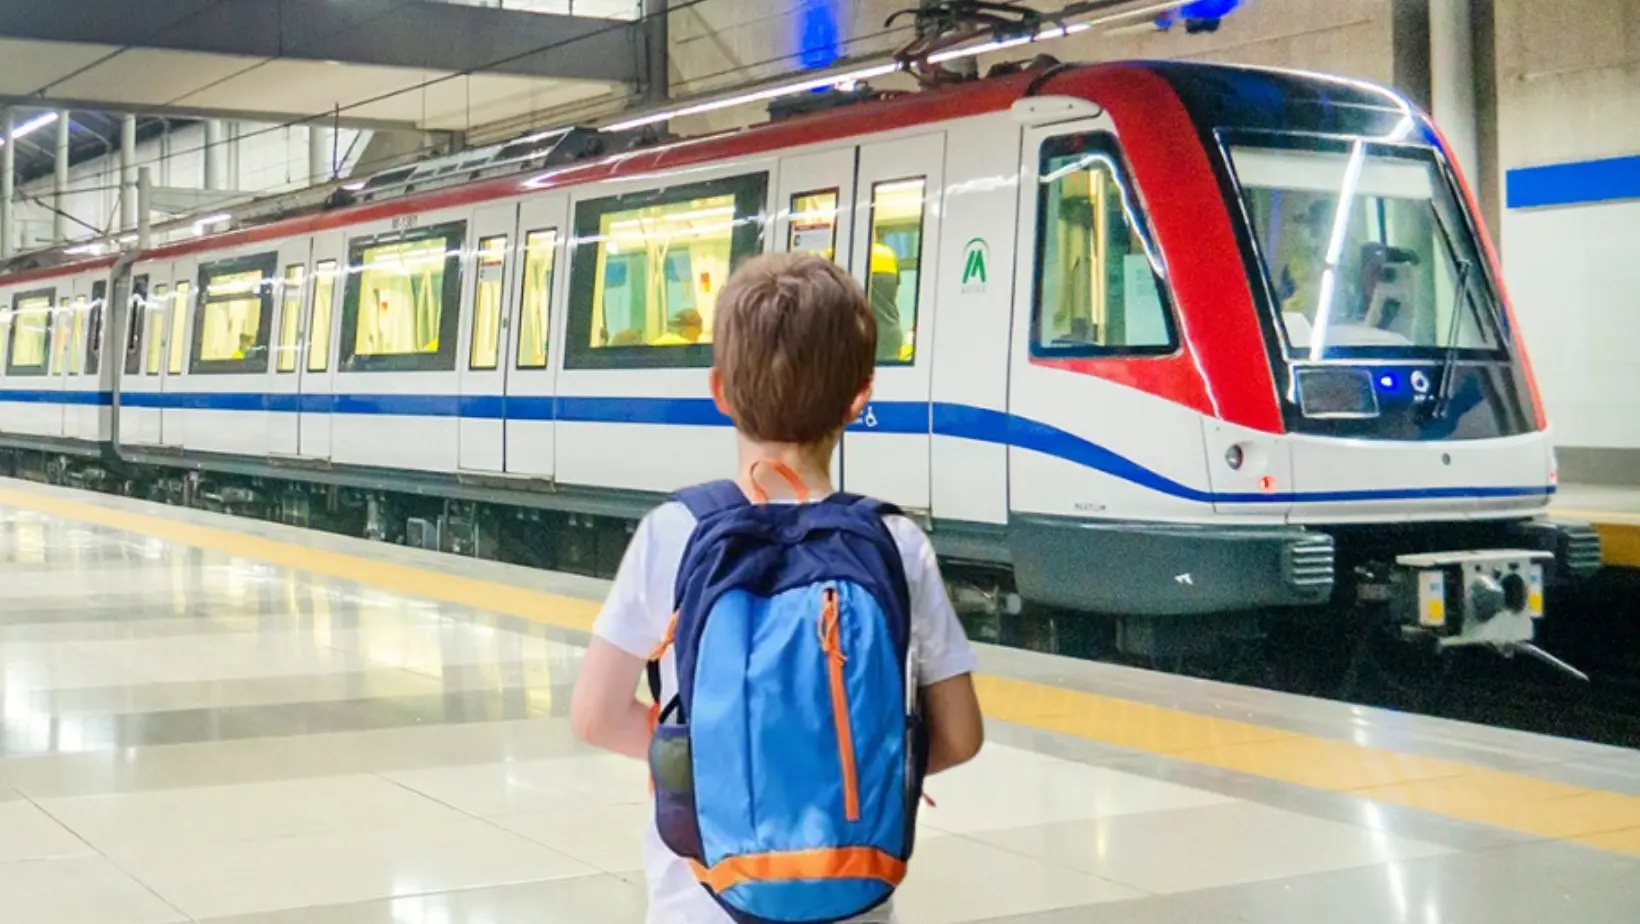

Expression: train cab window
xmin=85 ymin=282 xmax=106 ymax=376
xmin=277 ymin=264 xmax=305 ymax=373
xmin=339 ymin=221 xmax=465 ymax=372
xmin=1033 ymin=135 xmax=1175 ymax=356
xmin=168 ymin=281 xmax=191 ymax=374
xmin=68 ymin=295 xmax=88 ymax=375
xmin=7 ymin=290 xmax=53 ymax=377
xmin=564 ymin=172 xmax=767 ymax=370
xmin=193 ymin=253 xmax=276 ymax=374
xmin=469 ymin=235 xmax=508 ymax=371
xmin=124 ymin=276 xmax=148 ymax=375
xmin=788 ymin=189 xmax=840 ymax=259
xmin=515 ymin=229 xmax=557 ymax=369
xmin=1229 ymin=143 xmax=1502 ymax=359
xmin=307 ymin=261 xmax=338 ymax=373
xmin=145 ymin=284 xmax=168 ymax=375
xmin=864 ymin=179 xmax=926 ymax=366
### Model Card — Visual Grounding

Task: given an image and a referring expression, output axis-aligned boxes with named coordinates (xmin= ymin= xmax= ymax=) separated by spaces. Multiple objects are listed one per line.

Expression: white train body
xmin=0 ymin=61 xmax=1597 ymax=657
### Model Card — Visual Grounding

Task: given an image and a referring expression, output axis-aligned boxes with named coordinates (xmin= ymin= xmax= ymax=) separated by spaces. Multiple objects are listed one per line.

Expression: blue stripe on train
xmin=0 ymin=390 xmax=1553 ymax=505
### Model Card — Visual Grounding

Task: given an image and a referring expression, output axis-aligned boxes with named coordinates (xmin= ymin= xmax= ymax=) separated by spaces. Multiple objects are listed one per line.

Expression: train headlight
xmin=1225 ymin=445 xmax=1245 ymax=471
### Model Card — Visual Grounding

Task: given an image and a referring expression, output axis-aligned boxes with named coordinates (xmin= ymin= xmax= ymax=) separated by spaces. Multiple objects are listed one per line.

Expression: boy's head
xmin=710 ymin=252 xmax=875 ymax=449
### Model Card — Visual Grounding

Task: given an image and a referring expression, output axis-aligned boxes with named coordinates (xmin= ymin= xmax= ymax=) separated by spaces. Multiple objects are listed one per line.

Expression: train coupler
xmin=1384 ymin=549 xmax=1586 ymax=680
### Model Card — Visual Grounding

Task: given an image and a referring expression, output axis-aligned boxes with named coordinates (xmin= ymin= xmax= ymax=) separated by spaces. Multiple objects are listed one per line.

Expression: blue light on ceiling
xmin=1156 ymin=0 xmax=1243 ymax=31
xmin=798 ymin=1 xmax=842 ymax=70
xmin=1181 ymin=0 xmax=1243 ymax=17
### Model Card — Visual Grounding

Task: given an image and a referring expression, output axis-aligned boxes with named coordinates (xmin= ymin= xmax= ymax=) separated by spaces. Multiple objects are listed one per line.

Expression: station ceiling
xmin=0 ymin=0 xmax=642 ymax=178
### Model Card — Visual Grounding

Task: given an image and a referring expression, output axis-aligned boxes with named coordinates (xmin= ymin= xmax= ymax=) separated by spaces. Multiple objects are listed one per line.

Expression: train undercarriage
xmin=0 ymin=444 xmax=1603 ymax=683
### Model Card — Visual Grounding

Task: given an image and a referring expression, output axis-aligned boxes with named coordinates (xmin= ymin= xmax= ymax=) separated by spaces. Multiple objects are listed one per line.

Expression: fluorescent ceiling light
xmin=599 ymin=3 xmax=1160 ymax=137
xmin=603 ymin=62 xmax=900 ymax=133
xmin=0 ymin=111 xmax=60 ymax=145
xmin=194 ymin=213 xmax=232 ymax=234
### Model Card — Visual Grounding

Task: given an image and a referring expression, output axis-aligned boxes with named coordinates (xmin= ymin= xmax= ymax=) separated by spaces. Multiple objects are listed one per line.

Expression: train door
xmin=60 ymin=275 xmax=98 ymax=441
xmin=776 ymin=146 xmax=858 ymax=489
xmin=458 ymin=203 xmax=519 ymax=472
xmin=504 ymin=192 xmax=568 ymax=479
xmin=842 ymin=133 xmax=945 ymax=515
xmin=298 ymin=232 xmax=344 ymax=461
xmin=268 ymin=240 xmax=313 ymax=456
xmin=46 ymin=286 xmax=78 ymax=439
xmin=157 ymin=257 xmax=197 ymax=449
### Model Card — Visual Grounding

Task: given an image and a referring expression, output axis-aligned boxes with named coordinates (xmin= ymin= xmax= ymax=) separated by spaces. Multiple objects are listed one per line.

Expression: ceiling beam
xmin=0 ymin=0 xmax=641 ymax=86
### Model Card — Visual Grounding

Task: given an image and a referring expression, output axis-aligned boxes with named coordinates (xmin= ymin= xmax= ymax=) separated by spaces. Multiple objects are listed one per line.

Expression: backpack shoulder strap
xmin=671 ymin=480 xmax=749 ymax=520
xmin=825 ymin=491 xmax=904 ymax=520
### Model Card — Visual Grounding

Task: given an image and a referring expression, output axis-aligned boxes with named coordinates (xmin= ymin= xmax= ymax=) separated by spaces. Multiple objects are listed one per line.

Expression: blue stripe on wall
xmin=0 ymin=390 xmax=1552 ymax=506
xmin=1506 ymin=153 xmax=1640 ymax=210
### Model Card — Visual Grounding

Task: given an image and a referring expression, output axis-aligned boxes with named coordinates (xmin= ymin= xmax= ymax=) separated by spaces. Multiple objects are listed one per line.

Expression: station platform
xmin=3 ymin=480 xmax=1640 ymax=924
xmin=1554 ymin=483 xmax=1640 ymax=569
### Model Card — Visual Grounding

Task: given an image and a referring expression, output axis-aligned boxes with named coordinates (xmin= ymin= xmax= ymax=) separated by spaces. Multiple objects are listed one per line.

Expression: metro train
xmin=0 ymin=59 xmax=1602 ymax=661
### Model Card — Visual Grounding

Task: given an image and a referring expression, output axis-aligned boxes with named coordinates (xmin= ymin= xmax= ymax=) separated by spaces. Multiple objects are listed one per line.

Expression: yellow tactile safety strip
xmin=7 ymin=484 xmax=1640 ymax=856
xmin=1553 ymin=508 xmax=1640 ymax=569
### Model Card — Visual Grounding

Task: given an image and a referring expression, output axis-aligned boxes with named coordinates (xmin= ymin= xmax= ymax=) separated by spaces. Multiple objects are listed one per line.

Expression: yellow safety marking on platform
xmin=8 ymin=484 xmax=1640 ymax=857
xmin=0 ymin=486 xmax=602 ymax=634
xmin=1549 ymin=508 xmax=1640 ymax=569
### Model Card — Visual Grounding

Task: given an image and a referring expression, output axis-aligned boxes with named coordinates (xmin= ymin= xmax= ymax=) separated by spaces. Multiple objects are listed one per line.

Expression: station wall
xmin=1492 ymin=0 xmax=1640 ymax=482
xmin=10 ymin=123 xmax=366 ymax=252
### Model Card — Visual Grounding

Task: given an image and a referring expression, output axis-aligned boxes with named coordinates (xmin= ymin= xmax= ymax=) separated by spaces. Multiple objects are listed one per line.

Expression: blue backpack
xmin=646 ymin=479 xmax=929 ymax=924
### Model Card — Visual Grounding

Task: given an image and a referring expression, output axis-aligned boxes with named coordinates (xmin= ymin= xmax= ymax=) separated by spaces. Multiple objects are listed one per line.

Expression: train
xmin=0 ymin=57 xmax=1602 ymax=664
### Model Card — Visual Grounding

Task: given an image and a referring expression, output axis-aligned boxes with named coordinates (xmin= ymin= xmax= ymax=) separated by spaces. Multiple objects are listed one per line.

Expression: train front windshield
xmin=1229 ymin=139 xmax=1504 ymax=362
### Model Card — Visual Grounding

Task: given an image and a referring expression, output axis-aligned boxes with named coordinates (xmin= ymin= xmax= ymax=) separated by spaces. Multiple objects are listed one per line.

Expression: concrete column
xmin=53 ymin=111 xmax=70 ymax=242
xmin=136 ymin=166 xmax=152 ymax=250
xmin=1 ymin=109 xmax=13 ymax=260
xmin=204 ymin=119 xmax=226 ymax=191
xmin=641 ymin=0 xmax=670 ymax=107
xmin=1430 ymin=0 xmax=1479 ymax=184
xmin=309 ymin=123 xmax=330 ymax=184
xmin=119 ymin=114 xmax=137 ymax=235
xmin=226 ymin=121 xmax=241 ymax=189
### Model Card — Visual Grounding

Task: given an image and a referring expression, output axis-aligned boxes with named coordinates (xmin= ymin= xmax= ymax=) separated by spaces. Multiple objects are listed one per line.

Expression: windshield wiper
xmin=1428 ymin=258 xmax=1473 ymax=421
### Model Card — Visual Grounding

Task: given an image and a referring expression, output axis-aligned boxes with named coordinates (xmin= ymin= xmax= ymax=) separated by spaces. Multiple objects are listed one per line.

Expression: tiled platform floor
xmin=3 ymin=480 xmax=1640 ymax=923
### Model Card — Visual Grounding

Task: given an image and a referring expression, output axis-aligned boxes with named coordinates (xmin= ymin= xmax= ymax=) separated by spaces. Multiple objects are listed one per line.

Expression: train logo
xmin=960 ymin=237 xmax=990 ymax=293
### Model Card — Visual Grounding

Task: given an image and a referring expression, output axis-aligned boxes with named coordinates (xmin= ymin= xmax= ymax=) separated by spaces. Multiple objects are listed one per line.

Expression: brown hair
xmin=713 ymin=252 xmax=875 ymax=445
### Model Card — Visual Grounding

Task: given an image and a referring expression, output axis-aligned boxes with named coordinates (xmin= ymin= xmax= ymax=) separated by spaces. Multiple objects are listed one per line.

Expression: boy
xmin=570 ymin=252 xmax=984 ymax=924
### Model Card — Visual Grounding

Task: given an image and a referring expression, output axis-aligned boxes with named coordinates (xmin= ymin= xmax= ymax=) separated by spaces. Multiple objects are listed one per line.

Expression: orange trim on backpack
xmin=746 ymin=459 xmax=810 ymax=504
xmin=649 ymin=612 xmax=678 ymax=661
xmin=819 ymin=587 xmax=860 ymax=821
xmin=687 ymin=847 xmax=906 ymax=892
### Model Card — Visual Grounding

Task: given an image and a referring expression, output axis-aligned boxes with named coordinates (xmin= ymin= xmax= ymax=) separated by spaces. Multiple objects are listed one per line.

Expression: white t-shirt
xmin=591 ymin=497 xmax=979 ymax=924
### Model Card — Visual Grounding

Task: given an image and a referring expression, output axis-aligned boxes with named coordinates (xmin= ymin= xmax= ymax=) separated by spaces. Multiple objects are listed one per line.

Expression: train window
xmin=145 ymin=284 xmax=168 ymax=375
xmin=339 ymin=221 xmax=465 ymax=373
xmin=124 ymin=276 xmax=148 ymax=375
xmin=515 ymin=229 xmax=557 ymax=369
xmin=192 ymin=252 xmax=276 ymax=374
xmin=864 ymin=179 xmax=926 ymax=366
xmin=168 ymin=281 xmax=191 ymax=374
xmin=468 ymin=235 xmax=508 ymax=371
xmin=7 ymin=290 xmax=53 ymax=377
xmin=307 ymin=261 xmax=338 ymax=373
xmin=53 ymin=298 xmax=73 ymax=374
xmin=277 ymin=264 xmax=305 ymax=373
xmin=788 ymin=189 xmax=840 ymax=259
xmin=68 ymin=295 xmax=88 ymax=375
xmin=85 ymin=282 xmax=106 ymax=376
xmin=1229 ymin=142 xmax=1502 ymax=359
xmin=563 ymin=172 xmax=767 ymax=370
xmin=1032 ymin=134 xmax=1175 ymax=357
xmin=0 ymin=304 xmax=10 ymax=371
